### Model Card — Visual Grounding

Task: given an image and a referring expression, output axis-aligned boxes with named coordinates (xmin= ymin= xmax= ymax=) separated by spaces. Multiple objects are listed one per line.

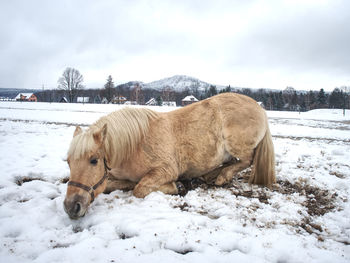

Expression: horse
xmin=64 ymin=93 xmax=275 ymax=219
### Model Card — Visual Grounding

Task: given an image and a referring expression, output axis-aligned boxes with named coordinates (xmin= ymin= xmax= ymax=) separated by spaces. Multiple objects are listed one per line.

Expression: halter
xmin=67 ymin=158 xmax=111 ymax=203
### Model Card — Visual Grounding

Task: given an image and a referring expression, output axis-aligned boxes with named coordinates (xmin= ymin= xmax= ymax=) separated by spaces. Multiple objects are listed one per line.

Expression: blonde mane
xmin=68 ymin=107 xmax=159 ymax=166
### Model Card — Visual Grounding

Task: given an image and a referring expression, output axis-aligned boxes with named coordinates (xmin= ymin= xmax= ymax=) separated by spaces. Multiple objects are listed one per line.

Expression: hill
xmin=144 ymin=75 xmax=215 ymax=92
xmin=116 ymin=75 xmax=221 ymax=92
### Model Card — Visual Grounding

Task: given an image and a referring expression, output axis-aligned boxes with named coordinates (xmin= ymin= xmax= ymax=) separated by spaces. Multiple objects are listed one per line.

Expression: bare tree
xmin=162 ymin=86 xmax=175 ymax=102
xmin=130 ymin=83 xmax=144 ymax=104
xmin=57 ymin=67 xmax=84 ymax=102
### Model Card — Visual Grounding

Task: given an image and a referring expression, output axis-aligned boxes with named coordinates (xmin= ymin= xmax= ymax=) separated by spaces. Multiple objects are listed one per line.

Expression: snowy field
xmin=0 ymin=101 xmax=349 ymax=263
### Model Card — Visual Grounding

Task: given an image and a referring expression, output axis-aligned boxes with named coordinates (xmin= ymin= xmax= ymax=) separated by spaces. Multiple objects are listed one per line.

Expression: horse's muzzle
xmin=64 ymin=194 xmax=89 ymax=219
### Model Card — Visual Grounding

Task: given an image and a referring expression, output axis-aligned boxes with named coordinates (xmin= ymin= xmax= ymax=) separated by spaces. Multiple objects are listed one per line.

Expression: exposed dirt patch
xmin=177 ymin=174 xmax=340 ymax=238
xmin=170 ymin=248 xmax=194 ymax=255
xmin=329 ymin=171 xmax=346 ymax=179
xmin=50 ymin=239 xmax=71 ymax=249
xmin=178 ymin=172 xmax=338 ymax=218
xmin=118 ymin=233 xmax=137 ymax=240
xmin=72 ymin=226 xmax=83 ymax=233
xmin=15 ymin=176 xmax=45 ymax=186
xmin=276 ymin=180 xmax=337 ymax=216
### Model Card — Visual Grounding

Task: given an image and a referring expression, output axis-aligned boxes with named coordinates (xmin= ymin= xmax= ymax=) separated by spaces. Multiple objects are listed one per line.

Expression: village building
xmin=77 ymin=97 xmax=90 ymax=103
xmin=146 ymin=98 xmax=176 ymax=107
xmin=162 ymin=101 xmax=176 ymax=107
xmin=93 ymin=95 xmax=102 ymax=104
xmin=15 ymin=93 xmax=37 ymax=102
xmin=111 ymin=95 xmax=127 ymax=104
xmin=101 ymin=97 xmax=109 ymax=104
xmin=145 ymin=98 xmax=157 ymax=106
xmin=0 ymin=97 xmax=15 ymax=101
xmin=181 ymin=95 xmax=198 ymax=106
xmin=59 ymin=97 xmax=68 ymax=103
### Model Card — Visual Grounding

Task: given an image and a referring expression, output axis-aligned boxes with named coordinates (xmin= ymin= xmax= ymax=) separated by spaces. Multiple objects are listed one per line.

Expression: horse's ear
xmin=73 ymin=126 xmax=82 ymax=137
xmin=93 ymin=124 xmax=107 ymax=145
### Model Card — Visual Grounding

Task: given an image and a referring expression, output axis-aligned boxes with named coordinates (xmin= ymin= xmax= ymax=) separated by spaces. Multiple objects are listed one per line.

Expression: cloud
xmin=0 ymin=0 xmax=349 ymax=90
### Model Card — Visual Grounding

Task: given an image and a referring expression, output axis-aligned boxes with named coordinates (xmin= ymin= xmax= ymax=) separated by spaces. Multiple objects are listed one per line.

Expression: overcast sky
xmin=0 ymin=0 xmax=349 ymax=91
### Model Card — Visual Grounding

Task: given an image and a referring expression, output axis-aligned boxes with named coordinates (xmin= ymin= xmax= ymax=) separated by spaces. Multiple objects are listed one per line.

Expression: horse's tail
xmin=249 ymin=124 xmax=276 ymax=186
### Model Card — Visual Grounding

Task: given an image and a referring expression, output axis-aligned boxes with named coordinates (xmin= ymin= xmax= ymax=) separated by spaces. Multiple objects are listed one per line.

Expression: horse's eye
xmin=90 ymin=158 xmax=98 ymax=165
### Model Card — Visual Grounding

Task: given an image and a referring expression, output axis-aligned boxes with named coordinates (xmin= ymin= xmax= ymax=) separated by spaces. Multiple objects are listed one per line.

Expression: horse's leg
xmin=201 ymin=166 xmax=225 ymax=184
xmin=200 ymin=158 xmax=239 ymax=184
xmin=104 ymin=178 xmax=137 ymax=194
xmin=215 ymin=150 xmax=254 ymax=186
xmin=158 ymin=182 xmax=178 ymax=195
xmin=133 ymin=167 xmax=178 ymax=198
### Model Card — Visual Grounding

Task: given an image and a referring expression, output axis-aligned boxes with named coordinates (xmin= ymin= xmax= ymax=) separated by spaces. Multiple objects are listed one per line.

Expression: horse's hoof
xmin=189 ymin=178 xmax=205 ymax=189
xmin=133 ymin=185 xmax=150 ymax=198
xmin=176 ymin=182 xmax=188 ymax=196
xmin=215 ymin=175 xmax=227 ymax=186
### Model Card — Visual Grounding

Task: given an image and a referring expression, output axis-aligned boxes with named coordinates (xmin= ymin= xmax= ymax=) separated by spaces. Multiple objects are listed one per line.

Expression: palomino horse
xmin=64 ymin=93 xmax=275 ymax=219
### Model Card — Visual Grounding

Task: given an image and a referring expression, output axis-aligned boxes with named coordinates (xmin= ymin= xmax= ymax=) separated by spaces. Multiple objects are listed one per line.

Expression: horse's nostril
xmin=74 ymin=202 xmax=81 ymax=214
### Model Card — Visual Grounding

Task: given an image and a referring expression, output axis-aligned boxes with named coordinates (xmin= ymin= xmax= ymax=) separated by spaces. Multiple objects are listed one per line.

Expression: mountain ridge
xmin=144 ymin=75 xmax=216 ymax=92
xmin=116 ymin=75 xmax=222 ymax=92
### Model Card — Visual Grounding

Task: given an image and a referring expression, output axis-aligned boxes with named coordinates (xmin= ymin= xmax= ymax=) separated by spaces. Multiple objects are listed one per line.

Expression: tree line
xmin=238 ymin=86 xmax=350 ymax=111
xmin=35 ymin=67 xmax=350 ymax=111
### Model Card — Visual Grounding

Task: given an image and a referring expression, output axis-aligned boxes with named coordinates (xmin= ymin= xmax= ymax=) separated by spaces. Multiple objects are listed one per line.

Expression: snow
xmin=0 ymin=101 xmax=349 ymax=263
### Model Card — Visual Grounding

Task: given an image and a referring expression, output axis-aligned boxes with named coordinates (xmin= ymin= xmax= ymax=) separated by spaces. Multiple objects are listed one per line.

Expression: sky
xmin=0 ymin=0 xmax=349 ymax=91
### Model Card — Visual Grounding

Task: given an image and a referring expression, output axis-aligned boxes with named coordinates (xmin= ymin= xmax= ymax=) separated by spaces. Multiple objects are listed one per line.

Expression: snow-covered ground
xmin=0 ymin=101 xmax=349 ymax=263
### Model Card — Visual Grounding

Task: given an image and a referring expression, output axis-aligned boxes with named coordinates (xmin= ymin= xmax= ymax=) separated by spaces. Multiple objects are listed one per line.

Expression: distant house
xmin=182 ymin=95 xmax=198 ymax=106
xmin=77 ymin=97 xmax=90 ymax=103
xmin=59 ymin=97 xmax=68 ymax=103
xmin=111 ymin=95 xmax=127 ymax=104
xmin=0 ymin=97 xmax=15 ymax=101
xmin=145 ymin=98 xmax=157 ymax=106
xmin=162 ymin=101 xmax=176 ymax=107
xmin=146 ymin=98 xmax=177 ymax=107
xmin=101 ymin=97 xmax=109 ymax=104
xmin=94 ymin=95 xmax=102 ymax=104
xmin=15 ymin=93 xmax=37 ymax=102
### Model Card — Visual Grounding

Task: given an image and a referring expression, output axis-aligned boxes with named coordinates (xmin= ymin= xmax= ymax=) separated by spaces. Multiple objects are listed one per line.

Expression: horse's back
xmin=171 ymin=93 xmax=267 ymax=141
xmin=166 ymin=93 xmax=267 ymax=177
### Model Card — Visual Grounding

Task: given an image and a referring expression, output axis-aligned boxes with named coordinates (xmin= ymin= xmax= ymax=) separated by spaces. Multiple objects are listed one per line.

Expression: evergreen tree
xmin=271 ymin=92 xmax=278 ymax=110
xmin=329 ymin=88 xmax=343 ymax=108
xmin=156 ymin=96 xmax=163 ymax=106
xmin=298 ymin=94 xmax=306 ymax=111
xmin=291 ymin=91 xmax=298 ymax=109
xmin=317 ymin=88 xmax=327 ymax=106
xmin=242 ymin=88 xmax=252 ymax=97
xmin=276 ymin=91 xmax=284 ymax=110
xmin=307 ymin=90 xmax=316 ymax=109
xmin=207 ymin=85 xmax=218 ymax=97
xmin=226 ymin=85 xmax=231 ymax=92
xmin=103 ymin=75 xmax=115 ymax=103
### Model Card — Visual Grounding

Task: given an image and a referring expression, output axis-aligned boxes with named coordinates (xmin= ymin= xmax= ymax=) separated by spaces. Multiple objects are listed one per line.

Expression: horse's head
xmin=64 ymin=124 xmax=109 ymax=219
